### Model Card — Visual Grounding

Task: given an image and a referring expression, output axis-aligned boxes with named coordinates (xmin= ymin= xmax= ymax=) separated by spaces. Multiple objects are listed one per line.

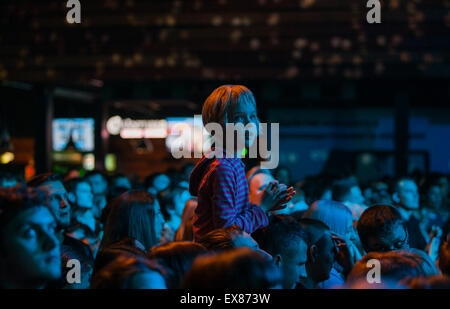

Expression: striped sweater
xmin=189 ymin=149 xmax=269 ymax=240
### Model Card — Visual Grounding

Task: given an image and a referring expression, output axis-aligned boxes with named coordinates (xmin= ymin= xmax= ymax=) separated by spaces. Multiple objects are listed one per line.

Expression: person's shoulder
xmin=216 ymin=156 xmax=238 ymax=167
xmin=213 ymin=158 xmax=242 ymax=177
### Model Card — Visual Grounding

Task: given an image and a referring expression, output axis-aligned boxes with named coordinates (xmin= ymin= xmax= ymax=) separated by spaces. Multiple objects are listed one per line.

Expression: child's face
xmin=229 ymin=102 xmax=259 ymax=148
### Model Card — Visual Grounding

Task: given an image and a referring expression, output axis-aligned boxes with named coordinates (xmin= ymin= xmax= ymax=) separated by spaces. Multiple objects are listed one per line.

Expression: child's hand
xmin=260 ymin=181 xmax=296 ymax=213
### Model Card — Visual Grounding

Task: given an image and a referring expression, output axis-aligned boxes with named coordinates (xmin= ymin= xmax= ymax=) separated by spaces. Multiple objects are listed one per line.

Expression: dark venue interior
xmin=0 ymin=0 xmax=449 ymax=293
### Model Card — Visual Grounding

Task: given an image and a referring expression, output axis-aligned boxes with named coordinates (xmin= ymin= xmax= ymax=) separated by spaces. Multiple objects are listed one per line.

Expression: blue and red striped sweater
xmin=189 ymin=149 xmax=269 ymax=240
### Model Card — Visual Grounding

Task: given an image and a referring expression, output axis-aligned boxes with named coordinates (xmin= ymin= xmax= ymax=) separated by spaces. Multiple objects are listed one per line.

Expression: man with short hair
xmin=297 ymin=218 xmax=336 ymax=289
xmin=253 ymin=215 xmax=309 ymax=289
xmin=28 ymin=173 xmax=94 ymax=288
xmin=392 ymin=178 xmax=427 ymax=250
xmin=28 ymin=173 xmax=71 ymax=230
xmin=85 ymin=171 xmax=109 ymax=219
xmin=64 ymin=177 xmax=102 ymax=254
xmin=332 ymin=178 xmax=366 ymax=221
xmin=357 ymin=204 xmax=410 ymax=253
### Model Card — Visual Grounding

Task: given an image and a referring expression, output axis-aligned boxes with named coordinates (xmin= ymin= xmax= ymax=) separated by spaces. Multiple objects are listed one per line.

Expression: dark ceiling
xmin=1 ymin=0 xmax=449 ymax=84
xmin=0 ymin=0 xmax=449 ymax=135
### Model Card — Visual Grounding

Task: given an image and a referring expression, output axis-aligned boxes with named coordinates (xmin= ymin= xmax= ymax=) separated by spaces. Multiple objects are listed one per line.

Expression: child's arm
xmin=211 ymin=164 xmax=269 ymax=234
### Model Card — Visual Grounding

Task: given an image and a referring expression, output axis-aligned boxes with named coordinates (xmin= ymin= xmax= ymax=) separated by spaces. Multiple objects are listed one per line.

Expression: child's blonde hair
xmin=202 ymin=85 xmax=257 ymax=129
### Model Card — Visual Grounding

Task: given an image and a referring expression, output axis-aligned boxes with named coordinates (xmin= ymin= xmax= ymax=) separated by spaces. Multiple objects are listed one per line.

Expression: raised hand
xmin=259 ymin=181 xmax=296 ymax=213
xmin=332 ymin=234 xmax=353 ymax=277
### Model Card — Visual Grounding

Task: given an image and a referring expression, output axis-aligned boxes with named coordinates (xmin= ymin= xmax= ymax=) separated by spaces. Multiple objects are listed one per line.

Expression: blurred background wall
xmin=0 ymin=0 xmax=449 ymax=182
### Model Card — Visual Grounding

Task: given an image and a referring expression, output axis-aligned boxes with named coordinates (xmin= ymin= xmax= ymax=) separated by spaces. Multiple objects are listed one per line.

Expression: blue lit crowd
xmin=0 ymin=166 xmax=449 ymax=289
xmin=0 ymin=85 xmax=449 ymax=289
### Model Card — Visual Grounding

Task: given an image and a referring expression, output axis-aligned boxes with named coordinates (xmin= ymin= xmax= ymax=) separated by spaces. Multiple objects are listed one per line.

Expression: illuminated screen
xmin=52 ymin=118 xmax=95 ymax=152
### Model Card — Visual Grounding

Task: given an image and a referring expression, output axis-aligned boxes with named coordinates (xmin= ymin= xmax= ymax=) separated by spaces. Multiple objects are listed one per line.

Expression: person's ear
xmin=392 ymin=192 xmax=400 ymax=204
xmin=273 ymin=254 xmax=282 ymax=267
xmin=308 ymin=245 xmax=318 ymax=263
xmin=67 ymin=192 xmax=76 ymax=204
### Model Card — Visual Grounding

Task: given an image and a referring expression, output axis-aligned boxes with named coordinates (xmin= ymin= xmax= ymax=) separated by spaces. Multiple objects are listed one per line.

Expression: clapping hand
xmin=260 ymin=181 xmax=296 ymax=213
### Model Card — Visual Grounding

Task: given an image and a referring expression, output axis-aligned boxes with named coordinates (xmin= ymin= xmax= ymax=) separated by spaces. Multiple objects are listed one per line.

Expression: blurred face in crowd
xmin=229 ymin=101 xmax=259 ymax=149
xmin=87 ymin=174 xmax=108 ymax=196
xmin=276 ymin=239 xmax=308 ymax=289
xmin=153 ymin=174 xmax=170 ymax=193
xmin=365 ymin=223 xmax=409 ymax=253
xmin=112 ymin=177 xmax=131 ymax=190
xmin=396 ymin=179 xmax=419 ymax=210
xmin=371 ymin=183 xmax=392 ymax=205
xmin=183 ymin=165 xmax=195 ymax=182
xmin=173 ymin=189 xmax=191 ymax=218
xmin=249 ymin=173 xmax=275 ymax=206
xmin=71 ymin=181 xmax=94 ymax=209
xmin=0 ymin=207 xmax=61 ymax=287
xmin=38 ymin=181 xmax=71 ymax=229
xmin=348 ymin=185 xmax=365 ymax=205
xmin=0 ymin=177 xmax=17 ymax=188
xmin=305 ymin=231 xmax=335 ymax=284
xmin=426 ymin=185 xmax=443 ymax=211
xmin=363 ymin=187 xmax=372 ymax=203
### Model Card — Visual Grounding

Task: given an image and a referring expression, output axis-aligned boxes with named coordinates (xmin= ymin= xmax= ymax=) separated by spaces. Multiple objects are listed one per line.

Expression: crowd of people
xmin=0 ymin=85 xmax=449 ymax=289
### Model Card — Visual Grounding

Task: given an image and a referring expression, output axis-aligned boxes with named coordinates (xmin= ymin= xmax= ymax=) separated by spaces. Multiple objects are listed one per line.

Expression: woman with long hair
xmin=93 ymin=191 xmax=165 ymax=276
